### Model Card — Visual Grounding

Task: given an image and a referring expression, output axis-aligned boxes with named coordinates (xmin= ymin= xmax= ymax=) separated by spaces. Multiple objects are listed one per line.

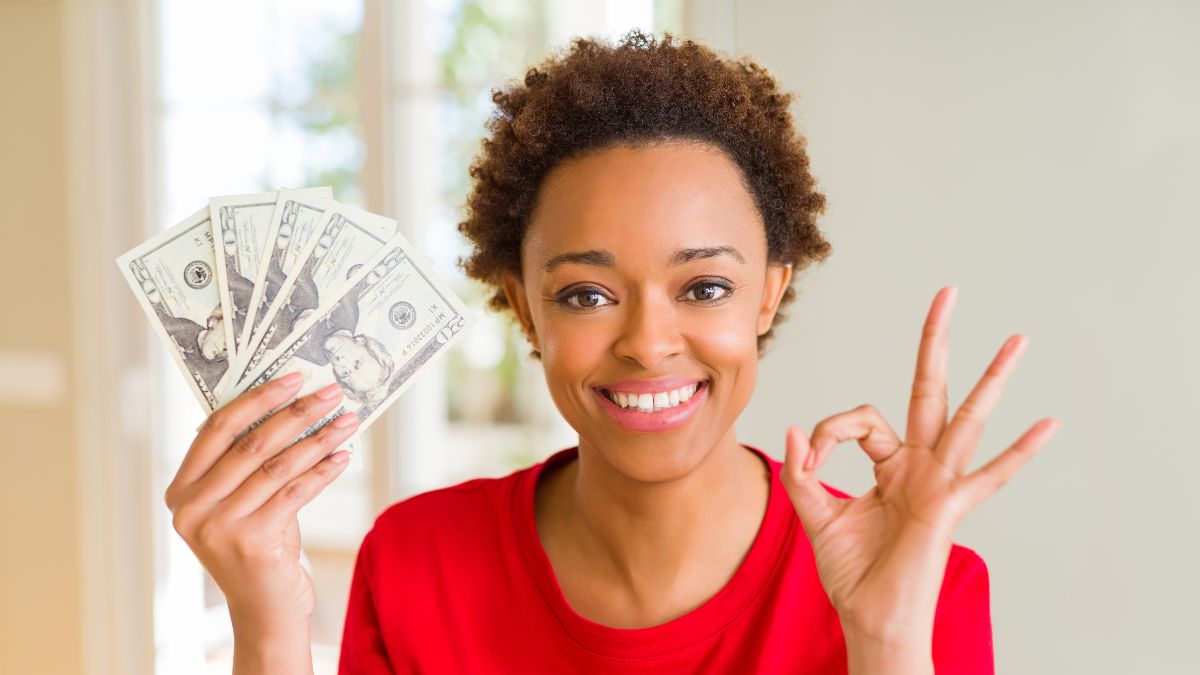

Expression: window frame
xmin=66 ymin=1 xmax=719 ymax=672
xmin=64 ymin=0 xmax=159 ymax=673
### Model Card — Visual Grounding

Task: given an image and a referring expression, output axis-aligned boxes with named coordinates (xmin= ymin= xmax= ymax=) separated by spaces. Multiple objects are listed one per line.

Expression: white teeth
xmin=605 ymin=382 xmax=705 ymax=412
xmin=638 ymin=393 xmax=653 ymax=412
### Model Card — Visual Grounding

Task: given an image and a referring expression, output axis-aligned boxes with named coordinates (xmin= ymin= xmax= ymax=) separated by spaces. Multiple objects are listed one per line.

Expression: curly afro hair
xmin=458 ymin=29 xmax=831 ymax=355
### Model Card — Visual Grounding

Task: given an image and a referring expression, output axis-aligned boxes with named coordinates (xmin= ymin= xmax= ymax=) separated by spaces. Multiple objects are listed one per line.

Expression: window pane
xmin=405 ymin=0 xmax=676 ymax=490
xmin=154 ymin=2 xmax=365 ymax=673
xmin=151 ymin=1 xmax=681 ymax=670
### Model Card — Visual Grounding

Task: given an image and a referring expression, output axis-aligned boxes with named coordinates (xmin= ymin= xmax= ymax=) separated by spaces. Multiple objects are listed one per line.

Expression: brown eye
xmin=577 ymin=291 xmax=604 ymax=307
xmin=683 ymin=280 xmax=733 ymax=304
xmin=557 ymin=287 xmax=613 ymax=310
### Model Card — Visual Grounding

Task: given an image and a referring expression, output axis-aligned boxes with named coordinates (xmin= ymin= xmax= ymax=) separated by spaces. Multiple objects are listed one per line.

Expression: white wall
xmin=732 ymin=1 xmax=1199 ymax=672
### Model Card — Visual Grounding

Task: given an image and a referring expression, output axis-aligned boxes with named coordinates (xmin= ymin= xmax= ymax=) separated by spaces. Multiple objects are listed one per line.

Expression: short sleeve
xmin=932 ymin=547 xmax=995 ymax=674
xmin=338 ymin=529 xmax=396 ymax=674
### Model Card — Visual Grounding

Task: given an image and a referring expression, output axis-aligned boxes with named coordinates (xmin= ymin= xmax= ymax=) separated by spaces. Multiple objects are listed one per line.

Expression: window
xmin=149 ymin=1 xmax=681 ymax=671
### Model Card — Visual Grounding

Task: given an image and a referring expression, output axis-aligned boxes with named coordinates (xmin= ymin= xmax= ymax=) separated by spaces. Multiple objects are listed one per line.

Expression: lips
xmin=597 ymin=375 xmax=706 ymax=394
xmin=592 ymin=378 xmax=710 ymax=432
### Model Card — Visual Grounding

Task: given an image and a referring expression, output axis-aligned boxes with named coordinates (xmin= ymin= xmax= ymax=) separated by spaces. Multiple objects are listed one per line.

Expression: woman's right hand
xmin=163 ymin=371 xmax=360 ymax=671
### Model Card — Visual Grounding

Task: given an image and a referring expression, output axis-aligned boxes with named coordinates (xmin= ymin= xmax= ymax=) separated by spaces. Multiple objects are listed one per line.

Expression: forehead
xmin=523 ymin=141 xmax=765 ymax=269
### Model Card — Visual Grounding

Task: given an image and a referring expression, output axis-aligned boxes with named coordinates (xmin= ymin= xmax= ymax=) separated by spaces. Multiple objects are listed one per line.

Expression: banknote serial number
xmin=398 ymin=307 xmax=447 ymax=359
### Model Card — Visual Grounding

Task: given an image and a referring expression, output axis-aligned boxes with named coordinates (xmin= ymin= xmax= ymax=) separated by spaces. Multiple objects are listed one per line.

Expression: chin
xmin=581 ymin=428 xmax=716 ymax=485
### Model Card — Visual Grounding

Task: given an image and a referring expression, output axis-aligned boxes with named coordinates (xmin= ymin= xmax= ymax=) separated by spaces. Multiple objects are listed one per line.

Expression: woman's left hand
xmin=780 ymin=286 xmax=1060 ymax=655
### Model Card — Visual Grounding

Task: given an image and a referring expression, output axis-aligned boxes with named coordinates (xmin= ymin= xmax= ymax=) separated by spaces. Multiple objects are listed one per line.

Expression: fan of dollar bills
xmin=116 ymin=187 xmax=476 ymax=466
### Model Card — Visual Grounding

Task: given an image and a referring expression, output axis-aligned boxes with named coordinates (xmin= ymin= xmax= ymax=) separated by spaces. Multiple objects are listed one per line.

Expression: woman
xmin=164 ymin=31 xmax=1059 ymax=674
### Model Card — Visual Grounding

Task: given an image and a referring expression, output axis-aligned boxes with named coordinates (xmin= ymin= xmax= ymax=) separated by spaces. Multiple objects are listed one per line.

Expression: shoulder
xmin=932 ymin=545 xmax=994 ymax=667
xmin=940 ymin=543 xmax=990 ymax=608
xmin=374 ymin=474 xmax=516 ymax=539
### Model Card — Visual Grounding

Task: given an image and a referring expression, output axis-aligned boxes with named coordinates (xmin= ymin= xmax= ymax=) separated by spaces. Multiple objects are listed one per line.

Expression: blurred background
xmin=0 ymin=0 xmax=1196 ymax=673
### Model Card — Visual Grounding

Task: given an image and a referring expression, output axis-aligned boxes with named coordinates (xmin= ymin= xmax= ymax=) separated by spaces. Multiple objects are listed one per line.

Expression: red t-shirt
xmin=339 ymin=445 xmax=993 ymax=673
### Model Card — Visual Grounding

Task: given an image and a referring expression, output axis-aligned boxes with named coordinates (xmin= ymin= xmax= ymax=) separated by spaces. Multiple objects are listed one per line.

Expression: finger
xmin=188 ymin=383 xmax=347 ymax=506
xmin=219 ymin=410 xmax=360 ymax=518
xmin=808 ymin=404 xmax=903 ymax=469
xmin=782 ymin=425 xmax=841 ymax=538
xmin=168 ymin=372 xmax=305 ymax=504
xmin=249 ymin=449 xmax=353 ymax=527
xmin=905 ymin=286 xmax=957 ymax=451
xmin=958 ymin=418 xmax=1060 ymax=510
xmin=936 ymin=334 xmax=1029 ymax=474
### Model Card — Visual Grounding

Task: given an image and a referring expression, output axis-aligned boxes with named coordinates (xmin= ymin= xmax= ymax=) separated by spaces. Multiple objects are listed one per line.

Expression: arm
xmin=844 ymin=633 xmax=934 ymax=675
xmin=231 ymin=625 xmax=314 ymax=675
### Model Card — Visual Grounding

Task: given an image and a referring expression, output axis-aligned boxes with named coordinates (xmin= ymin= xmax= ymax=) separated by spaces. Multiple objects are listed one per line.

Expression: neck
xmin=561 ymin=428 xmax=771 ymax=601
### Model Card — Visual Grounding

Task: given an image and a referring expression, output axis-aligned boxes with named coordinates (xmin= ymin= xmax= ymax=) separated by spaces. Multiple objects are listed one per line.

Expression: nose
xmin=611 ymin=292 xmax=685 ymax=369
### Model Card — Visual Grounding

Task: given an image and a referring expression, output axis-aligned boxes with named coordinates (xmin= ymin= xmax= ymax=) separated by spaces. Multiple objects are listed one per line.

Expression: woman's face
xmin=504 ymin=141 xmax=792 ymax=482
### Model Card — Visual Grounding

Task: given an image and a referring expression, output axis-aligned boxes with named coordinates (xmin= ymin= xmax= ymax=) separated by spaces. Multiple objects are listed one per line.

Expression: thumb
xmin=782 ymin=425 xmax=839 ymax=537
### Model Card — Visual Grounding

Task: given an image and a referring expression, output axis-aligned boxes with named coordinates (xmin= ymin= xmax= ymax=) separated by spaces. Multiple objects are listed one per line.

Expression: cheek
xmin=684 ymin=301 xmax=762 ymax=402
xmin=538 ymin=315 xmax=610 ymax=387
xmin=535 ymin=313 xmax=623 ymax=432
xmin=688 ymin=313 xmax=754 ymax=355
xmin=688 ymin=295 xmax=763 ymax=355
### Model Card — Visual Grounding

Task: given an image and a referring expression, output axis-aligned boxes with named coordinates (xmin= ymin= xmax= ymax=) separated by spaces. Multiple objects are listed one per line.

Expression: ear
xmin=501 ymin=272 xmax=540 ymax=351
xmin=757 ymin=262 xmax=793 ymax=336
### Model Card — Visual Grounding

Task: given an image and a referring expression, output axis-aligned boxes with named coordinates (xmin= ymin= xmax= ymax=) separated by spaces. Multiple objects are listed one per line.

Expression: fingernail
xmin=314 ymin=383 xmax=342 ymax=400
xmin=276 ymin=371 xmax=303 ymax=388
xmin=329 ymin=450 xmax=350 ymax=464
xmin=332 ymin=411 xmax=359 ymax=428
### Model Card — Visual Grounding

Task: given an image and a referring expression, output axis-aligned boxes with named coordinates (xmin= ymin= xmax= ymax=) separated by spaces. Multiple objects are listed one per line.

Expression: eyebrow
xmin=542 ymin=246 xmax=745 ymax=274
xmin=669 ymin=245 xmax=745 ymax=266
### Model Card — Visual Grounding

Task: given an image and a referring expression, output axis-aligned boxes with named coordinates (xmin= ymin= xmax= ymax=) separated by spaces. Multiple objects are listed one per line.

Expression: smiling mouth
xmin=598 ymin=380 xmax=709 ymax=413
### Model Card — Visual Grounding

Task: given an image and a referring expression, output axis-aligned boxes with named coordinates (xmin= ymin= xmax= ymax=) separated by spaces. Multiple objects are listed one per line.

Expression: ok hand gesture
xmin=781 ymin=287 xmax=1060 ymax=667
